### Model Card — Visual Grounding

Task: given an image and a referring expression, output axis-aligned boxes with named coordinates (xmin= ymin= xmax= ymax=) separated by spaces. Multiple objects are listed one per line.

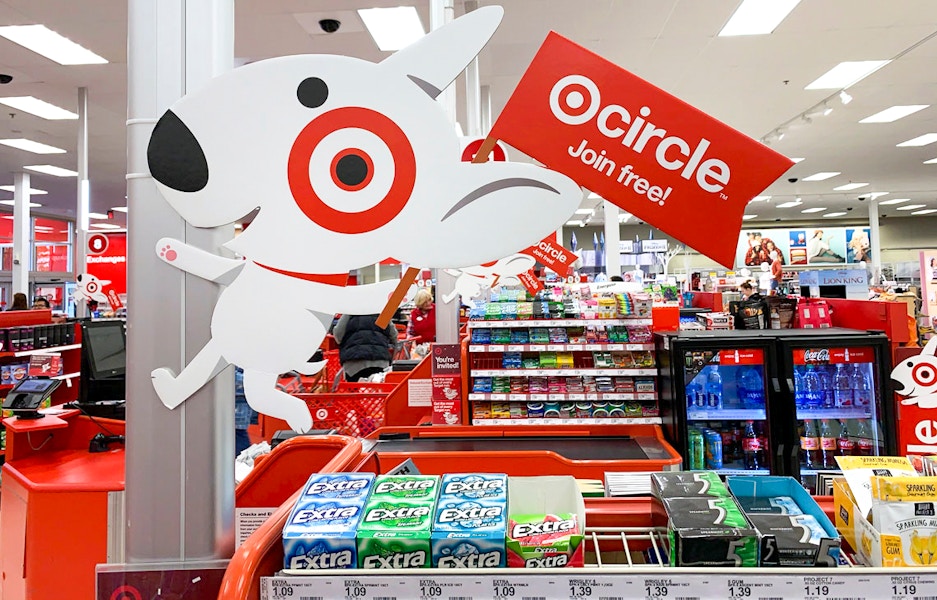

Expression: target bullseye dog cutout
xmin=145 ymin=6 xmax=582 ymax=432
xmin=893 ymin=336 xmax=937 ymax=410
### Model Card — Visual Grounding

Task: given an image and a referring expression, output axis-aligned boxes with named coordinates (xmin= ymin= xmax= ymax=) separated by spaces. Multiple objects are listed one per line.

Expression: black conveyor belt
xmin=371 ymin=436 xmax=648 ymax=461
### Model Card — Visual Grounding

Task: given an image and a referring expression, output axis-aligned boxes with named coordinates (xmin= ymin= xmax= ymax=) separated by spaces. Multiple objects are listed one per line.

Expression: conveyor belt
xmin=370 ymin=435 xmax=648 ymax=460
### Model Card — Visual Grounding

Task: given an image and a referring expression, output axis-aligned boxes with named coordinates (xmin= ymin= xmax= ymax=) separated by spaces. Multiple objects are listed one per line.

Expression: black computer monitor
xmin=79 ymin=319 xmax=126 ymax=404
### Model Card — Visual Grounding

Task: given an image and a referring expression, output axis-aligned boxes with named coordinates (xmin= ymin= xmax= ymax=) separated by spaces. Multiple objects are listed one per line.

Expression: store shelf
xmin=7 ymin=343 xmax=80 ymax=358
xmin=687 ymin=408 xmax=767 ymax=421
xmin=467 ymin=318 xmax=653 ymax=328
xmin=51 ymin=371 xmax=80 ymax=381
xmin=472 ymin=417 xmax=662 ymax=426
xmin=718 ymin=468 xmax=771 ymax=475
xmin=797 ymin=407 xmax=873 ymax=420
xmin=468 ymin=343 xmax=655 ymax=353
xmin=471 ymin=368 xmax=657 ymax=377
xmin=468 ymin=392 xmax=658 ymax=402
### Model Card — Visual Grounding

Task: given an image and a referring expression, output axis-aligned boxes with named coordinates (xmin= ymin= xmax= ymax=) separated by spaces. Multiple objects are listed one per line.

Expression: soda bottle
xmin=689 ymin=428 xmax=705 ymax=469
xmin=817 ymin=366 xmax=834 ymax=409
xmin=721 ymin=427 xmax=739 ymax=463
xmin=855 ymin=420 xmax=875 ymax=456
xmin=801 ymin=419 xmax=820 ymax=468
xmin=803 ymin=365 xmax=822 ymax=409
xmin=686 ymin=379 xmax=702 ymax=409
xmin=837 ymin=419 xmax=855 ymax=456
xmin=742 ymin=420 xmax=762 ymax=470
xmin=833 ymin=364 xmax=853 ymax=408
xmin=794 ymin=367 xmax=806 ymax=410
xmin=738 ymin=367 xmax=765 ymax=410
xmin=706 ymin=367 xmax=723 ymax=410
xmin=851 ymin=364 xmax=873 ymax=409
xmin=819 ymin=419 xmax=837 ymax=469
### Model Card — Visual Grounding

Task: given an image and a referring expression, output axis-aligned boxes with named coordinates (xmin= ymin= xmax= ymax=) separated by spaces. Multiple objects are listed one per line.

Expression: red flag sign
xmin=489 ymin=32 xmax=793 ymax=267
xmin=520 ymin=235 xmax=577 ymax=276
xmin=518 ymin=269 xmax=544 ymax=295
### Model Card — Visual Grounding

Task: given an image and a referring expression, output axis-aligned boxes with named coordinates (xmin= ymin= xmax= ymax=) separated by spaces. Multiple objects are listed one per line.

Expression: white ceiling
xmin=1 ymin=0 xmax=937 ymax=233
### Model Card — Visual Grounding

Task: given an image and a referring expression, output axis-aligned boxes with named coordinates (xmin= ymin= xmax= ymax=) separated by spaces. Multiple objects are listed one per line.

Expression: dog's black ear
xmin=148 ymin=110 xmax=209 ymax=193
xmin=77 ymin=274 xmax=83 ymax=282
xmin=381 ymin=6 xmax=502 ymax=99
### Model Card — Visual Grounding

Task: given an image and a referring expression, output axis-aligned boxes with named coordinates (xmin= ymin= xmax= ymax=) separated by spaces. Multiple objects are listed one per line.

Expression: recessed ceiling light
xmin=0 ymin=96 xmax=77 ymax=120
xmin=23 ymin=164 xmax=77 ymax=177
xmin=0 ymin=200 xmax=41 ymax=207
xmin=879 ymin=198 xmax=910 ymax=205
xmin=0 ymin=138 xmax=66 ymax=154
xmin=833 ymin=182 xmax=869 ymax=191
xmin=89 ymin=222 xmax=122 ymax=230
xmin=0 ymin=185 xmax=47 ymax=195
xmin=805 ymin=60 xmax=890 ymax=90
xmin=88 ymin=212 xmax=109 ymax=219
xmin=718 ymin=0 xmax=800 ymax=36
xmin=924 ymin=157 xmax=937 ymax=164
xmin=574 ymin=208 xmax=594 ymax=215
xmin=802 ymin=172 xmax=841 ymax=181
xmin=823 ymin=212 xmax=847 ymax=217
xmin=897 ymin=133 xmax=937 ymax=147
xmin=912 ymin=209 xmax=937 ymax=215
xmin=859 ymin=105 xmax=929 ymax=123
xmin=358 ymin=7 xmax=425 ymax=51
xmin=750 ymin=196 xmax=771 ymax=202
xmin=0 ymin=24 xmax=107 ymax=65
xmin=742 ymin=214 xmax=758 ymax=220
xmin=618 ymin=213 xmax=632 ymax=223
xmin=776 ymin=200 xmax=803 ymax=208
xmin=566 ymin=220 xmax=584 ymax=226
xmin=801 ymin=207 xmax=827 ymax=213
xmin=869 ymin=192 xmax=889 ymax=199
xmin=788 ymin=157 xmax=805 ymax=163
xmin=896 ymin=204 xmax=927 ymax=211
xmin=110 ymin=206 xmax=128 ymax=213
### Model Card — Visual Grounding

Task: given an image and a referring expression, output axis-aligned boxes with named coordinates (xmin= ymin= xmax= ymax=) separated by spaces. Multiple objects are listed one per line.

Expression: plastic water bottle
xmin=817 ymin=366 xmax=834 ymax=409
xmin=850 ymin=364 xmax=873 ymax=409
xmin=794 ymin=367 xmax=806 ymax=410
xmin=706 ymin=367 xmax=723 ymax=410
xmin=803 ymin=365 xmax=822 ymax=409
xmin=686 ymin=379 xmax=702 ymax=409
xmin=833 ymin=364 xmax=853 ymax=408
xmin=738 ymin=367 xmax=765 ymax=409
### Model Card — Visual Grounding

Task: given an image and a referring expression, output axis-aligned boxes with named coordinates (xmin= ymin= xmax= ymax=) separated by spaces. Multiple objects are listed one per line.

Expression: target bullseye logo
xmin=316 ymin=408 xmax=329 ymax=420
xmin=110 ymin=585 xmax=142 ymax=600
xmin=549 ymin=75 xmax=600 ymax=125
xmin=88 ymin=233 xmax=109 ymax=255
xmin=913 ymin=363 xmax=937 ymax=387
xmin=288 ymin=107 xmax=415 ymax=234
xmin=86 ymin=280 xmax=100 ymax=294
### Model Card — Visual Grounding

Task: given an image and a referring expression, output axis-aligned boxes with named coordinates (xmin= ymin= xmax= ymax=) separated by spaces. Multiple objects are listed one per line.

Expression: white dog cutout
xmin=442 ymin=254 xmax=536 ymax=304
xmin=73 ymin=273 xmax=110 ymax=304
xmin=146 ymin=6 xmax=581 ymax=433
xmin=893 ymin=336 xmax=937 ymax=409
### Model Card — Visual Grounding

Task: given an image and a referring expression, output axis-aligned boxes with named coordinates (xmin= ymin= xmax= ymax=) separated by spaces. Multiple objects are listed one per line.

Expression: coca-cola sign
xmin=794 ymin=347 xmax=874 ymax=365
xmin=803 ymin=349 xmax=830 ymax=363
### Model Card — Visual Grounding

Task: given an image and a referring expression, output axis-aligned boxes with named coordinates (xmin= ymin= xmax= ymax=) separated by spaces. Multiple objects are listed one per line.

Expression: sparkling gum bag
xmin=870 ymin=476 xmax=937 ymax=566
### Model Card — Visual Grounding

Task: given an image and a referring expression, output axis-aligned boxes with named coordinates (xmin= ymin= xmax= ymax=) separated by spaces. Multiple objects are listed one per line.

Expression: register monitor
xmin=78 ymin=319 xmax=126 ymax=407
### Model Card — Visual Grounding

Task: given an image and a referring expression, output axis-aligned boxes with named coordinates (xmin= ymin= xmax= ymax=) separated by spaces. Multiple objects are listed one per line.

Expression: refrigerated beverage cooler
xmin=657 ymin=328 xmax=895 ymax=489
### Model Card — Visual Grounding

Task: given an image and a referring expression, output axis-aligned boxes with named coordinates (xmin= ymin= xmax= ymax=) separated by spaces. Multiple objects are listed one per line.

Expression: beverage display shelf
xmin=471 ymin=368 xmax=657 ymax=377
xmin=468 ymin=343 xmax=654 ymax=353
xmin=472 ymin=417 xmax=661 ymax=426
xmin=468 ymin=392 xmax=658 ymax=402
xmin=717 ymin=468 xmax=771 ymax=475
xmin=467 ymin=318 xmax=653 ymax=328
xmin=687 ymin=408 xmax=767 ymax=421
xmin=797 ymin=408 xmax=873 ymax=420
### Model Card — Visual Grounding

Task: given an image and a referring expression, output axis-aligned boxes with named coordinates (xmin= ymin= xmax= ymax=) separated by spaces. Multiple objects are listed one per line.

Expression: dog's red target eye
xmin=913 ymin=363 xmax=936 ymax=386
xmin=288 ymin=107 xmax=415 ymax=234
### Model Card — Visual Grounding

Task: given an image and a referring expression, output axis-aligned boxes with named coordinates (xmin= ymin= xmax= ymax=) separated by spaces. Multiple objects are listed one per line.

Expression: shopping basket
xmin=295 ymin=385 xmax=392 ymax=438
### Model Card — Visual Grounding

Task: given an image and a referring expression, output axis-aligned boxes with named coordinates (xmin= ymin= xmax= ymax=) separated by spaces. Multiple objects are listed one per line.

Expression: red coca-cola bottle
xmin=742 ymin=420 xmax=763 ymax=470
xmin=837 ymin=419 xmax=855 ymax=456
xmin=855 ymin=419 xmax=875 ymax=456
xmin=819 ymin=419 xmax=837 ymax=469
xmin=801 ymin=420 xmax=820 ymax=468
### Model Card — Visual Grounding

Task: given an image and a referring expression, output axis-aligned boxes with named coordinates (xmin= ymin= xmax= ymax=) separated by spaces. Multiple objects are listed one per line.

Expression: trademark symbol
xmin=720 ymin=193 xmax=728 ymax=200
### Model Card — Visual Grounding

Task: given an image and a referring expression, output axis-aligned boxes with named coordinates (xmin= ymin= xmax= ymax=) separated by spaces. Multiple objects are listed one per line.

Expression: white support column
xmin=603 ymin=202 xmax=622 ymax=278
xmin=125 ymin=0 xmax=235 ymax=564
xmin=556 ymin=226 xmax=563 ymax=246
xmin=480 ymin=85 xmax=492 ymax=134
xmin=869 ymin=198 xmax=882 ymax=283
xmin=76 ymin=87 xmax=89 ymax=317
xmin=12 ymin=172 xmax=30 ymax=298
xmin=431 ymin=0 xmax=459 ymax=345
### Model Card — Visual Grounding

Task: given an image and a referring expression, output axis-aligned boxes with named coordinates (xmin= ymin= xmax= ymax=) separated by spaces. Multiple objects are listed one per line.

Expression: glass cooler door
xmin=682 ymin=348 xmax=772 ymax=474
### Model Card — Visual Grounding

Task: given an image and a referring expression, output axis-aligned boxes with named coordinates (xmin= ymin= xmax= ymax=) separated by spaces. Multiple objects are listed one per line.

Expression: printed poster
xmin=736 ymin=227 xmax=872 ymax=268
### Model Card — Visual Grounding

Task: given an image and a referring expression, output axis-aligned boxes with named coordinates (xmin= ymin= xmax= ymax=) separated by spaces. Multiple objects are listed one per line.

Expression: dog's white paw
xmin=151 ymin=367 xmax=185 ymax=409
xmin=294 ymin=360 xmax=328 ymax=376
xmin=284 ymin=403 xmax=314 ymax=434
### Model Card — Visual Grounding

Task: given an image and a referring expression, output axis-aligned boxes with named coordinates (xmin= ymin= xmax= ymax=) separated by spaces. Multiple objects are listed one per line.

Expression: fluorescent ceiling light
xmin=898 ymin=133 xmax=937 ymax=147
xmin=801 ymin=207 xmax=827 ymax=213
xmin=750 ymin=196 xmax=771 ymax=202
xmin=110 ymin=206 xmax=128 ymax=212
xmin=33 ymin=226 xmax=53 ymax=231
xmin=742 ymin=215 xmax=758 ymax=220
xmin=88 ymin=212 xmax=109 ymax=219
xmin=89 ymin=222 xmax=122 ymax=230
xmin=358 ymin=7 xmax=425 ymax=51
xmin=879 ymin=198 xmax=910 ymax=205
xmin=0 ymin=96 xmax=77 ymax=120
xmin=0 ymin=138 xmax=66 ymax=154
xmin=823 ymin=212 xmax=847 ymax=217
xmin=912 ymin=209 xmax=937 ymax=215
xmin=860 ymin=105 xmax=929 ymax=123
xmin=0 ymin=185 xmax=46 ymax=195
xmin=805 ymin=60 xmax=890 ymax=90
xmin=802 ymin=172 xmax=840 ymax=181
xmin=869 ymin=192 xmax=889 ymax=199
xmin=23 ymin=164 xmax=77 ymax=177
xmin=789 ymin=157 xmax=805 ymax=163
xmin=718 ymin=0 xmax=800 ymax=36
xmin=776 ymin=200 xmax=803 ymax=208
xmin=574 ymin=208 xmax=594 ymax=215
xmin=0 ymin=24 xmax=107 ymax=65
xmin=896 ymin=204 xmax=927 ymax=211
xmin=924 ymin=157 xmax=937 ymax=164
xmin=0 ymin=200 xmax=41 ymax=207
xmin=839 ymin=91 xmax=853 ymax=105
xmin=833 ymin=182 xmax=868 ymax=191
xmin=566 ymin=220 xmax=584 ymax=226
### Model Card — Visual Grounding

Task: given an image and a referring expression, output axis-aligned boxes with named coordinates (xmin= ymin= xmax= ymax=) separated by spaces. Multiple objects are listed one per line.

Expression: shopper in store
xmin=6 ymin=292 xmax=27 ymax=311
xmin=738 ymin=281 xmax=762 ymax=301
xmin=408 ymin=288 xmax=436 ymax=343
xmin=770 ymin=250 xmax=783 ymax=294
xmin=333 ymin=313 xmax=398 ymax=382
xmin=32 ymin=297 xmax=50 ymax=310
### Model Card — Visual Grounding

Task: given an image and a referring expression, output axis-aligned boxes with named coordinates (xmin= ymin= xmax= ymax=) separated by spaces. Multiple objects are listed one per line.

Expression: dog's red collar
xmin=254 ymin=262 xmax=349 ymax=286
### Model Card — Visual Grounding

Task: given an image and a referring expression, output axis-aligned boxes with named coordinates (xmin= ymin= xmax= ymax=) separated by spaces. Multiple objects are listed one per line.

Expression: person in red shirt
xmin=770 ymin=250 xmax=783 ymax=294
xmin=408 ymin=288 xmax=436 ymax=343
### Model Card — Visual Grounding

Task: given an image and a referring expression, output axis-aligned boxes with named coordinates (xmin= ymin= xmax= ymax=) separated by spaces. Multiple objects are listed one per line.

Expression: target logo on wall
xmin=88 ymin=233 xmax=109 ymax=255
